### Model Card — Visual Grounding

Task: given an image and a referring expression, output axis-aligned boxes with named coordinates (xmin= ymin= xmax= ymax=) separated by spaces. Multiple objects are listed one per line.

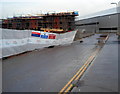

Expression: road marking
xmin=58 ymin=61 xmax=87 ymax=94
xmin=58 ymin=51 xmax=96 ymax=94
xmin=59 ymin=35 xmax=109 ymax=94
xmin=64 ymin=84 xmax=73 ymax=94
xmin=59 ymin=48 xmax=99 ymax=94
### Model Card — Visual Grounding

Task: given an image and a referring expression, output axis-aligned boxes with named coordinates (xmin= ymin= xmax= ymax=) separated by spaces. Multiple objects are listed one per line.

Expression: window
xmin=60 ymin=22 xmax=62 ymax=24
xmin=26 ymin=23 xmax=29 ymax=27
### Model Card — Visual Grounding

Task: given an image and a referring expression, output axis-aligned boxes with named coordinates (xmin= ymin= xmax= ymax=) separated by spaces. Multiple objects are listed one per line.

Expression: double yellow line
xmin=58 ymin=47 xmax=101 ymax=94
xmin=58 ymin=35 xmax=109 ymax=94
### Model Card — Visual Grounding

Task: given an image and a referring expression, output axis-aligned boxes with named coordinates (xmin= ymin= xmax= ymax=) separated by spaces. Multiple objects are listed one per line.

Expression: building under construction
xmin=2 ymin=16 xmax=43 ymax=30
xmin=40 ymin=11 xmax=78 ymax=32
xmin=2 ymin=11 xmax=78 ymax=33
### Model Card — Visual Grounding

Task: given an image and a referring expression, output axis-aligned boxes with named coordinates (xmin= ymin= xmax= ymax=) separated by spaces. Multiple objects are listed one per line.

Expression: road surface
xmin=3 ymin=34 xmax=101 ymax=92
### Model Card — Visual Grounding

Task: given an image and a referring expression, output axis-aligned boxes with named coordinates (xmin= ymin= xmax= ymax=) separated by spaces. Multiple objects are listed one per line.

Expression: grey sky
xmin=0 ymin=0 xmax=119 ymax=19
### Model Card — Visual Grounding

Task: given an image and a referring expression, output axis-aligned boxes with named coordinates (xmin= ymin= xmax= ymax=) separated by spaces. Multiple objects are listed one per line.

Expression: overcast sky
xmin=0 ymin=0 xmax=119 ymax=19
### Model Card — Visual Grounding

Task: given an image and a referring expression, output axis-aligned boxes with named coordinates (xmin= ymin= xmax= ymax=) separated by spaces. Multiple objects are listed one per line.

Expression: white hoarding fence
xmin=1 ymin=29 xmax=77 ymax=58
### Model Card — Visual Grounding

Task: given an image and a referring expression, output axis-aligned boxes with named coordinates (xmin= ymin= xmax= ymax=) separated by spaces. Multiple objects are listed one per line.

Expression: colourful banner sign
xmin=31 ymin=31 xmax=40 ymax=37
xmin=31 ymin=31 xmax=56 ymax=39
xmin=40 ymin=32 xmax=48 ymax=39
xmin=48 ymin=34 xmax=56 ymax=39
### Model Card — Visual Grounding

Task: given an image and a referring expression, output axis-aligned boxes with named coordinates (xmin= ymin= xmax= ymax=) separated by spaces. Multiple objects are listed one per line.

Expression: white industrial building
xmin=76 ymin=2 xmax=120 ymax=33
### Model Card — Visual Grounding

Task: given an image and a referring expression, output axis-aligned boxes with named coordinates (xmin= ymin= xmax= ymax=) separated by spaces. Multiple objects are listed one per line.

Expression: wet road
xmin=3 ymin=34 xmax=99 ymax=92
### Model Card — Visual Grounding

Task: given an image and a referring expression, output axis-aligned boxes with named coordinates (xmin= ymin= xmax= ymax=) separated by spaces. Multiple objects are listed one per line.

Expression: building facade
xmin=76 ymin=8 xmax=119 ymax=33
xmin=2 ymin=11 xmax=78 ymax=32
xmin=2 ymin=16 xmax=43 ymax=30
xmin=41 ymin=12 xmax=78 ymax=31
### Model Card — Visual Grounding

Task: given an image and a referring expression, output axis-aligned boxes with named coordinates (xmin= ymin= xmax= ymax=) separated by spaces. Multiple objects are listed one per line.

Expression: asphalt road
xmin=3 ymin=34 xmax=99 ymax=92
xmin=72 ymin=34 xmax=118 ymax=92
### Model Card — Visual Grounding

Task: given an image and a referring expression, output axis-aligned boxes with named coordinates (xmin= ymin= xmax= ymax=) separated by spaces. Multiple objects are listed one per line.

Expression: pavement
xmin=2 ymin=34 xmax=99 ymax=92
xmin=72 ymin=34 xmax=118 ymax=92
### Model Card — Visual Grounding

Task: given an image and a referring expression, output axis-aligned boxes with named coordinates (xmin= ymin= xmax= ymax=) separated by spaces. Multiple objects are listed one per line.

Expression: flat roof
xmin=78 ymin=7 xmax=117 ymax=20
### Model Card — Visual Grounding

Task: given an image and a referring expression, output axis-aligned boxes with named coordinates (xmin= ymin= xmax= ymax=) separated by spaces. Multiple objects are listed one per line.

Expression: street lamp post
xmin=111 ymin=3 xmax=117 ymax=5
xmin=111 ymin=2 xmax=118 ymax=13
xmin=111 ymin=2 xmax=118 ymax=33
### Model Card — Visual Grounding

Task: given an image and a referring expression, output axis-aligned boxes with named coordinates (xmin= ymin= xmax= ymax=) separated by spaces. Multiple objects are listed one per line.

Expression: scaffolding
xmin=2 ymin=11 xmax=78 ymax=32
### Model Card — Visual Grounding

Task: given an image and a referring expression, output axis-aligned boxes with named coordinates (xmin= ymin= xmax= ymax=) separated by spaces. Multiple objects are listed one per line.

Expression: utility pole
xmin=111 ymin=2 xmax=118 ymax=33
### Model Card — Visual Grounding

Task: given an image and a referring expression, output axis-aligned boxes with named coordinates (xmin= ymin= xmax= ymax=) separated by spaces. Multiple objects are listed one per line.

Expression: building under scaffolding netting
xmin=2 ymin=11 xmax=78 ymax=33
xmin=39 ymin=11 xmax=78 ymax=33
